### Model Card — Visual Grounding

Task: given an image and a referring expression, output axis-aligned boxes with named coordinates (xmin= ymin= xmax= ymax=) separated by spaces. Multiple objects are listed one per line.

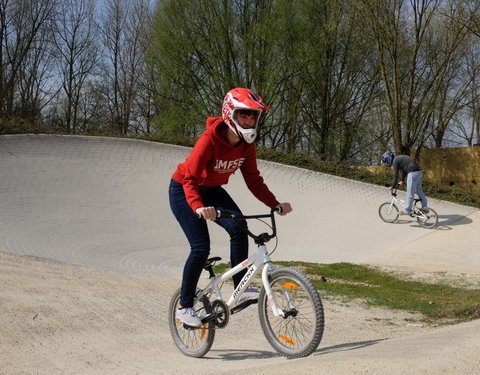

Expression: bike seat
xmin=204 ymin=257 xmax=222 ymax=270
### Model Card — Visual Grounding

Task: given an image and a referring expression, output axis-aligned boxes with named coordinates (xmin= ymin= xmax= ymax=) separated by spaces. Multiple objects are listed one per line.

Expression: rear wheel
xmin=258 ymin=268 xmax=324 ymax=359
xmin=168 ymin=288 xmax=215 ymax=358
xmin=378 ymin=202 xmax=399 ymax=223
xmin=415 ymin=206 xmax=438 ymax=229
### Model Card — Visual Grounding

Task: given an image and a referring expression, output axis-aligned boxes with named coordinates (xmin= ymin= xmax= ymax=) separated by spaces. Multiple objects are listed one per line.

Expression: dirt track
xmin=2 ymin=250 xmax=479 ymax=375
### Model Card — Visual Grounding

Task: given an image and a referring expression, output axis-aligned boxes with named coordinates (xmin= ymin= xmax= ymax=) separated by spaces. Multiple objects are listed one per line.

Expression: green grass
xmin=214 ymin=261 xmax=480 ymax=324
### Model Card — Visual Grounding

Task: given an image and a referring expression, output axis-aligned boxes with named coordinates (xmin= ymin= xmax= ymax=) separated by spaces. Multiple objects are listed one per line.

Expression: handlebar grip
xmin=196 ymin=209 xmax=233 ymax=219
xmin=273 ymin=206 xmax=283 ymax=214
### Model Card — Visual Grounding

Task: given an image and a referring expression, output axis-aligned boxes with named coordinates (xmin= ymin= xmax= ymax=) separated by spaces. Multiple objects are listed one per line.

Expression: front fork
xmin=389 ymin=200 xmax=397 ymax=213
xmin=262 ymin=262 xmax=286 ymax=317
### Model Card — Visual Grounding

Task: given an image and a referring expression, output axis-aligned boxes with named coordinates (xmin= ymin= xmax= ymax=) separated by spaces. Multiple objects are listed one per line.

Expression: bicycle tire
xmin=168 ymin=288 xmax=215 ymax=358
xmin=415 ymin=206 xmax=439 ymax=229
xmin=258 ymin=268 xmax=324 ymax=359
xmin=378 ymin=202 xmax=399 ymax=223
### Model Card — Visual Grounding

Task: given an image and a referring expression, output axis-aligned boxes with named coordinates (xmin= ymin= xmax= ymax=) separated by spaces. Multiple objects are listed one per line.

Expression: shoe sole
xmin=175 ymin=318 xmax=202 ymax=329
xmin=175 ymin=314 xmax=202 ymax=328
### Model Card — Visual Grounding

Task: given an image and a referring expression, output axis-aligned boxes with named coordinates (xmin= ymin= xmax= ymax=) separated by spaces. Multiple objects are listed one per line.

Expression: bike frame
xmin=389 ymin=189 xmax=421 ymax=214
xmin=194 ymin=210 xmax=285 ymax=317
xmin=388 ymin=194 xmax=403 ymax=210
xmin=196 ymin=245 xmax=285 ymax=317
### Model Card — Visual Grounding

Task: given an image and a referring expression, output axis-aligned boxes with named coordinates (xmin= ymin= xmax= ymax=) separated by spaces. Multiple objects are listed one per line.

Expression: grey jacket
xmin=392 ymin=155 xmax=421 ymax=187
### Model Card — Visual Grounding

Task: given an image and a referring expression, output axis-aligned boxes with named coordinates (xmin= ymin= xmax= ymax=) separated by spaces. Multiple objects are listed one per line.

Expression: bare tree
xmin=446 ymin=42 xmax=480 ymax=147
xmin=98 ymin=0 xmax=153 ymax=135
xmin=362 ymin=0 xmax=474 ymax=157
xmin=52 ymin=0 xmax=99 ymax=133
xmin=99 ymin=0 xmax=126 ymax=134
xmin=0 ymin=0 xmax=56 ymax=120
xmin=15 ymin=23 xmax=56 ymax=122
xmin=132 ymin=1 xmax=155 ymax=135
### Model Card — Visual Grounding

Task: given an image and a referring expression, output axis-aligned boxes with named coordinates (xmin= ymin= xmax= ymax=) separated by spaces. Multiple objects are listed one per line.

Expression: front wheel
xmin=258 ymin=268 xmax=324 ymax=359
xmin=416 ymin=206 xmax=438 ymax=229
xmin=168 ymin=288 xmax=215 ymax=358
xmin=378 ymin=202 xmax=399 ymax=223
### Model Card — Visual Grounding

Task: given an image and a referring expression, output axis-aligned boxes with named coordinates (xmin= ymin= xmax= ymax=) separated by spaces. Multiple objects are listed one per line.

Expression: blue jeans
xmin=405 ymin=171 xmax=427 ymax=213
xmin=169 ymin=179 xmax=248 ymax=308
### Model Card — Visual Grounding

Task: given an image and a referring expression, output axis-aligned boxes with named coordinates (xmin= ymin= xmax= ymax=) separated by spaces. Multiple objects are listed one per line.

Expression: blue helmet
xmin=381 ymin=150 xmax=394 ymax=167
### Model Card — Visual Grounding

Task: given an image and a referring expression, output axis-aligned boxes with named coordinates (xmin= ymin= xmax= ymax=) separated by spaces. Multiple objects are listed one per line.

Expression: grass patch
xmin=213 ymin=261 xmax=480 ymax=324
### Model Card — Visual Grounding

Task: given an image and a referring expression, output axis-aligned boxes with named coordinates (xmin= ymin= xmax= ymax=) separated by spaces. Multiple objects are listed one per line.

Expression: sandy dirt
xmin=1 ymin=250 xmax=479 ymax=375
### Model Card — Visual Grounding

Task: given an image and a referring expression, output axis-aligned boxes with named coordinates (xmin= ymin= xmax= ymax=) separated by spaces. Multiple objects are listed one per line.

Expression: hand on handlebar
xmin=195 ymin=206 xmax=217 ymax=220
xmin=389 ymin=180 xmax=404 ymax=190
xmin=276 ymin=202 xmax=292 ymax=216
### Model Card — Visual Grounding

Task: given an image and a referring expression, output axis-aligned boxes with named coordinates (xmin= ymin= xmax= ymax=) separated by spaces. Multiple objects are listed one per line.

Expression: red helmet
xmin=221 ymin=88 xmax=269 ymax=143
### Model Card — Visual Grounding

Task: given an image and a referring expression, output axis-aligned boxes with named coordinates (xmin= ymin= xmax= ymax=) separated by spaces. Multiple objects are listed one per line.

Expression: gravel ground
xmin=1 ymin=251 xmax=479 ymax=375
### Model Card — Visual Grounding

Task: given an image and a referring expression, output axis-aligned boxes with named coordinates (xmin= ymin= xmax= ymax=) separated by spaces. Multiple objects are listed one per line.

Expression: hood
xmin=206 ymin=117 xmax=235 ymax=148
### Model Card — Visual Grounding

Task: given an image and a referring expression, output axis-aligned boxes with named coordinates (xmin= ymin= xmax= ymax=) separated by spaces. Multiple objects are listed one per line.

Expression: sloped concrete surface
xmin=1 ymin=134 xmax=478 ymax=278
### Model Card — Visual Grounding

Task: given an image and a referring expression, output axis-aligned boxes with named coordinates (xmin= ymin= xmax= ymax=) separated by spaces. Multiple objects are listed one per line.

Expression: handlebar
xmin=389 ymin=187 xmax=422 ymax=203
xmin=216 ymin=206 xmax=282 ymax=219
xmin=197 ymin=207 xmax=281 ymax=245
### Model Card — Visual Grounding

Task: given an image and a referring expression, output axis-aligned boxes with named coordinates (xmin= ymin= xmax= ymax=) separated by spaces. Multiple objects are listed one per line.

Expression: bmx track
xmin=0 ymin=134 xmax=479 ymax=374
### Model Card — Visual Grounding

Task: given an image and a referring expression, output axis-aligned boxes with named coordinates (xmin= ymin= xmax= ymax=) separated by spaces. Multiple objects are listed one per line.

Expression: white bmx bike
xmin=378 ymin=188 xmax=438 ymax=229
xmin=168 ymin=208 xmax=324 ymax=359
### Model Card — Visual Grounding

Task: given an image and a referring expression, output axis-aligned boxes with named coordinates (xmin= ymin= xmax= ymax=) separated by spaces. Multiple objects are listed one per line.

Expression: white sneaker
xmin=175 ymin=307 xmax=202 ymax=327
xmin=236 ymin=287 xmax=260 ymax=306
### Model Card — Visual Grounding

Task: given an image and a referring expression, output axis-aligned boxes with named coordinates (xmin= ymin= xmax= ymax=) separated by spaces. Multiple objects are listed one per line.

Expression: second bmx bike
xmin=378 ymin=188 xmax=438 ymax=229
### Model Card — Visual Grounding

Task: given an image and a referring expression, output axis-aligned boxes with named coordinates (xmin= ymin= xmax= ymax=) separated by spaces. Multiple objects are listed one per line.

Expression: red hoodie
xmin=172 ymin=117 xmax=280 ymax=212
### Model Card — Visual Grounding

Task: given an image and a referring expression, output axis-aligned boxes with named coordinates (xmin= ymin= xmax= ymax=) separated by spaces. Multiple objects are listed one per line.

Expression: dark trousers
xmin=168 ymin=179 xmax=248 ymax=308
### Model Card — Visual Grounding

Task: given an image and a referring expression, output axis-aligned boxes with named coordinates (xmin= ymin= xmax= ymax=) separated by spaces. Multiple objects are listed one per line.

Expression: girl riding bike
xmin=168 ymin=87 xmax=292 ymax=327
